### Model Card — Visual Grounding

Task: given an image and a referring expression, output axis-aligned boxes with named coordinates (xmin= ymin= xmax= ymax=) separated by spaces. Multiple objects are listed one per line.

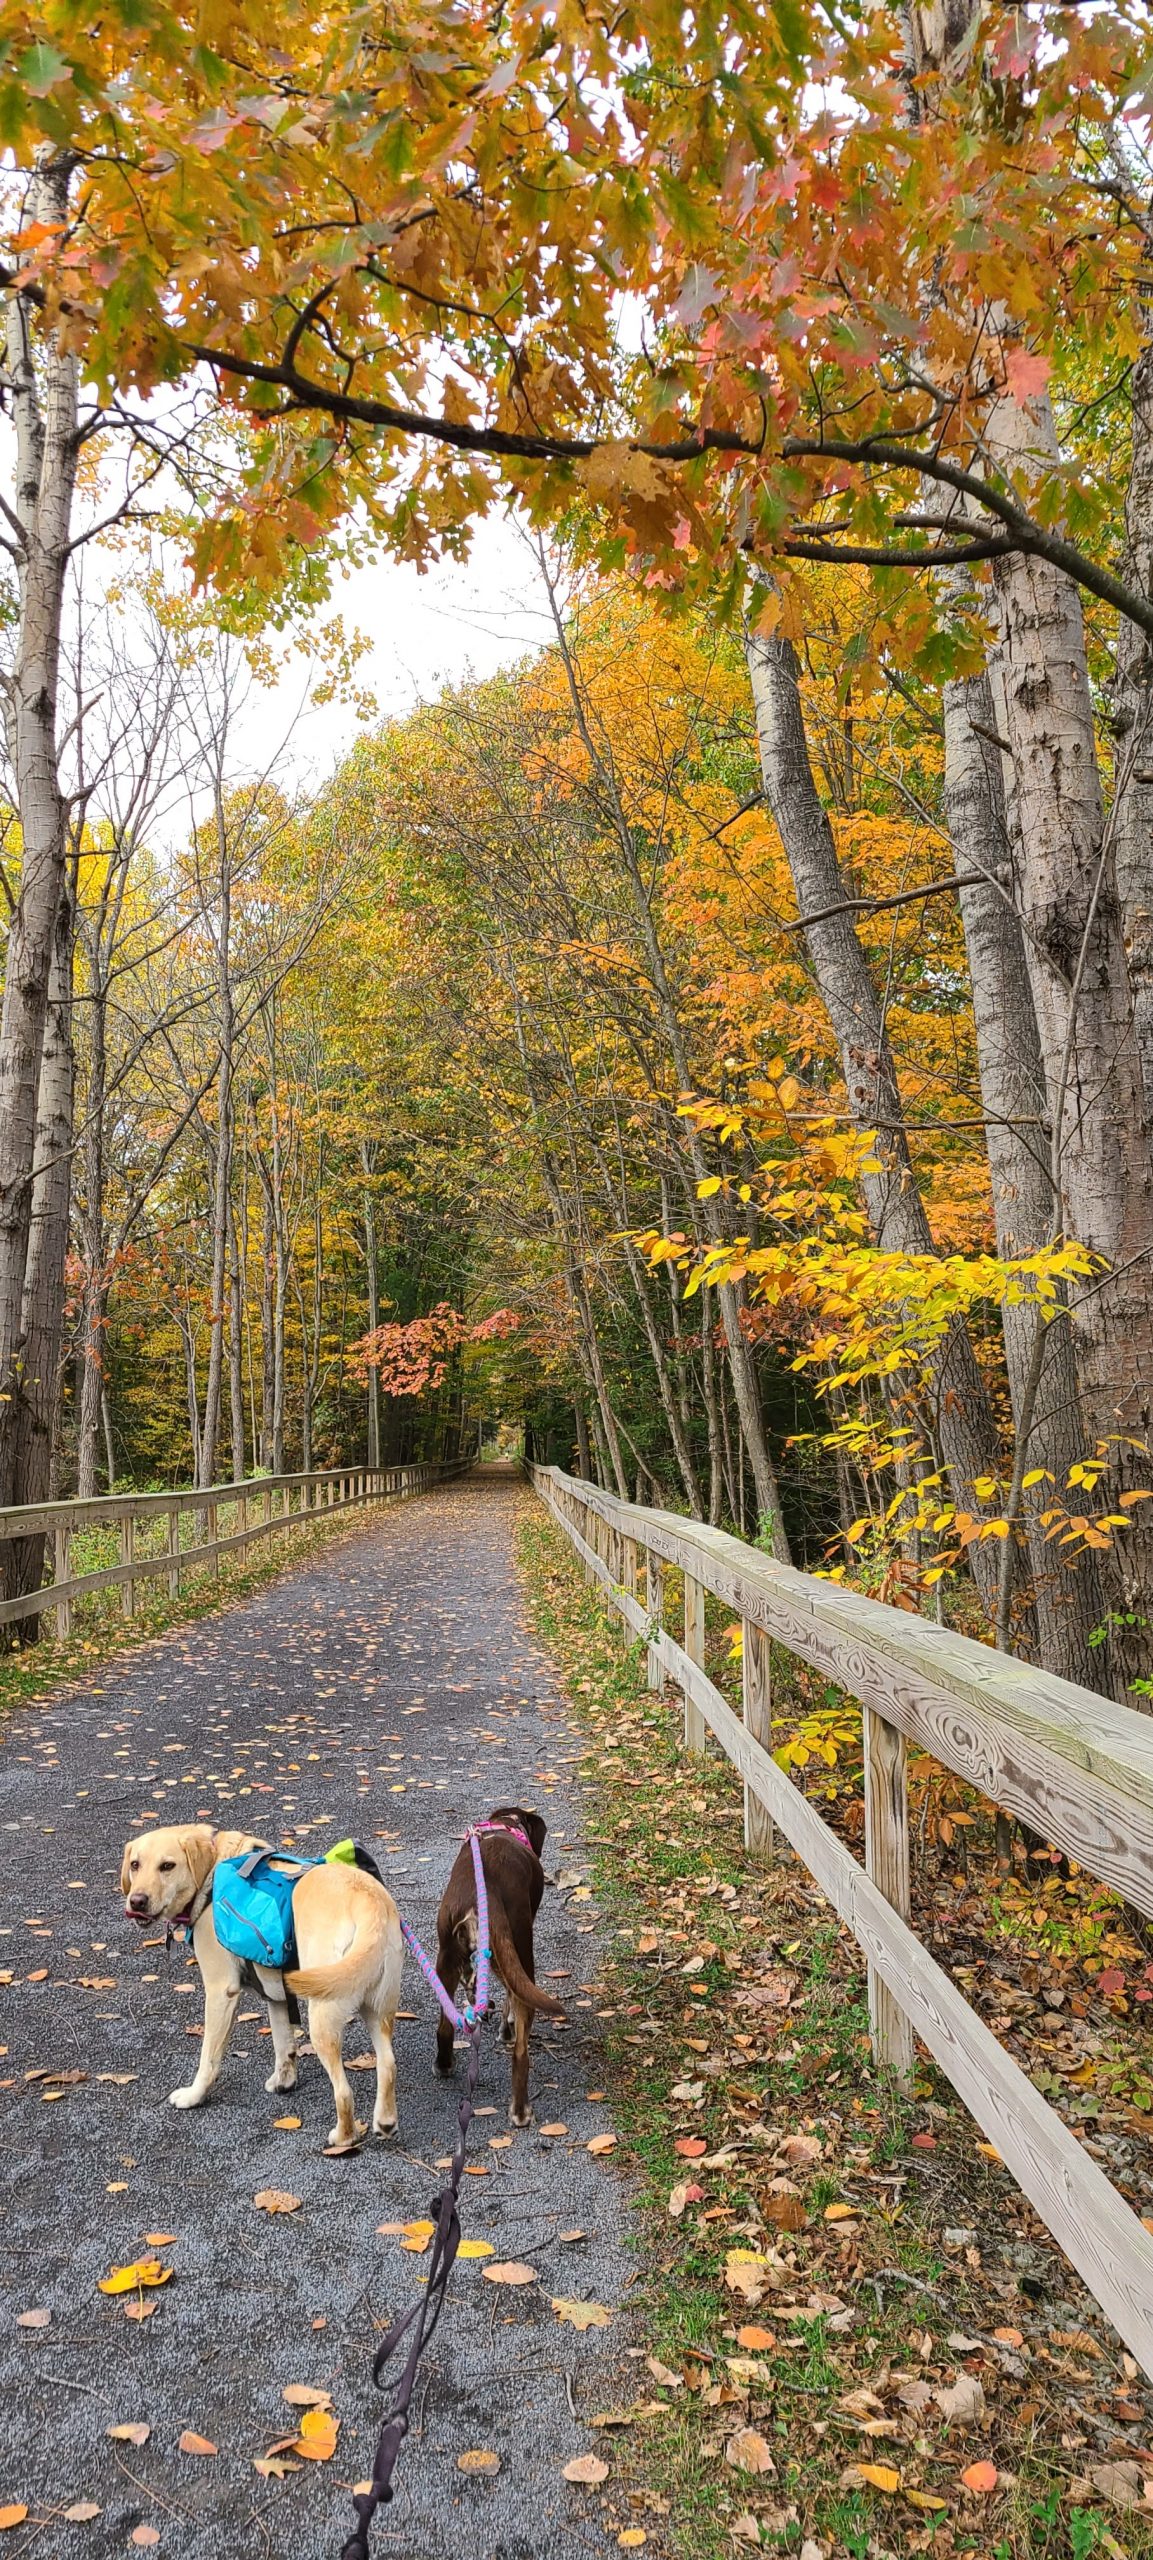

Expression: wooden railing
xmin=532 ymin=1462 xmax=1153 ymax=2380
xmin=0 ymin=1458 xmax=472 ymax=1637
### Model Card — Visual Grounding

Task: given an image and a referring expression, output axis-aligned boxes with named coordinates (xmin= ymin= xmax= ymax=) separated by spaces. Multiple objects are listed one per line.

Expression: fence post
xmin=863 ymin=1704 xmax=915 ymax=2082
xmin=167 ymin=1503 xmax=181 ymax=1597
xmin=121 ymin=1511 xmax=136 ymax=1617
xmin=683 ymin=1572 xmax=706 ymax=1753
xmin=742 ymin=1618 xmax=776 ymax=1862
xmin=53 ymin=1526 xmax=72 ymax=1640
xmin=207 ymin=1498 xmax=219 ymax=1575
xmin=620 ymin=1533 xmax=637 ymax=1609
xmin=581 ymin=1496 xmax=595 ymax=1582
xmin=646 ymin=1551 xmax=665 ymax=1692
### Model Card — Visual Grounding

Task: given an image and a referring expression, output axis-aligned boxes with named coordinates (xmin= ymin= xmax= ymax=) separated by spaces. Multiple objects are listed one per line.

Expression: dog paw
xmin=325 ymin=2118 xmax=368 ymax=2155
xmin=501 ymin=2016 xmax=516 ymax=2046
xmin=510 ymin=2105 xmax=532 ymax=2129
xmin=435 ymin=2054 xmax=455 ymax=2077
xmin=373 ymin=2115 xmax=399 ymax=2140
xmin=264 ymin=2067 xmax=298 ymax=2094
xmin=169 ymin=2084 xmax=205 ymax=2110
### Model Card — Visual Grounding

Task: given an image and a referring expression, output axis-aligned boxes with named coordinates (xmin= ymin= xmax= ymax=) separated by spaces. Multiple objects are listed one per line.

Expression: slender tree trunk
xmin=362 ymin=1154 xmax=381 ymax=1469
xmin=989 ymin=389 xmax=1153 ymax=1692
xmin=198 ymin=815 xmax=233 ymax=1488
xmin=76 ymin=981 xmax=108 ymax=1502
xmin=700 ymin=1303 xmax=724 ymax=1524
xmin=228 ymin=1206 xmax=246 ymax=1482
xmin=574 ymin=1401 xmax=591 ymax=1477
xmin=942 ymin=657 xmax=1102 ymax=1683
xmin=0 ymin=161 xmax=79 ymax=1530
xmin=7 ymin=880 xmax=74 ymax=1620
xmin=101 ymin=1384 xmax=116 ymax=1491
xmin=260 ymin=1187 xmax=275 ymax=1468
xmin=745 ymin=625 xmax=1010 ymax=1616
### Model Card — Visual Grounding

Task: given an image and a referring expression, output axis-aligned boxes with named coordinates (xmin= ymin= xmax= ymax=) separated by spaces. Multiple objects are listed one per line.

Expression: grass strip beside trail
xmin=517 ymin=1506 xmax=1153 ymax=2560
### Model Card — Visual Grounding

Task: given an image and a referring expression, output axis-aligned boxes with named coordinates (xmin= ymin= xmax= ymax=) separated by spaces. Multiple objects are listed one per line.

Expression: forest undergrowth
xmin=517 ymin=1508 xmax=1153 ymax=2560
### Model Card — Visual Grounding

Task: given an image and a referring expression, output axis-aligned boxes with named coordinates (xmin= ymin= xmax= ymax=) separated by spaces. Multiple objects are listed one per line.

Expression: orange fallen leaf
xmin=961 ymin=2462 xmax=998 ymax=2494
xmin=107 ymin=2426 xmax=151 ymax=2448
xmin=253 ymin=2190 xmax=301 ymax=2214
xmin=274 ymin=2116 xmax=302 ymax=2130
xmin=823 ymin=2202 xmax=856 ymax=2222
xmin=457 ymin=2449 xmax=501 ymax=2475
xmin=725 ymin=2430 xmax=775 ymax=2475
xmin=293 ymin=2408 xmax=339 ymax=2462
xmin=482 ymin=2262 xmax=537 ymax=2286
xmin=736 ymin=2325 xmax=777 ymax=2351
xmin=539 ymin=2123 xmax=568 ymax=2138
xmin=130 ymin=2530 xmax=160 ymax=2548
xmin=63 ymin=2502 xmax=101 ymax=2522
xmin=563 ymin=2454 xmax=610 ymax=2485
xmin=399 ymin=2220 xmax=435 ymax=2253
xmin=178 ymin=2433 xmax=217 ymax=2456
xmin=0 ymin=2510 xmax=28 ymax=2533
xmin=587 ymin=2134 xmax=617 ymax=2156
xmin=674 ymin=2137 xmax=707 ymax=2158
xmin=144 ymin=2235 xmax=175 ymax=2248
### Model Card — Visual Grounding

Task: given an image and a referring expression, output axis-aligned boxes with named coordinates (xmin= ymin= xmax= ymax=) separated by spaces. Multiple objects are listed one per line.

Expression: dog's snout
xmin=127 ymin=1891 xmax=150 ymax=1914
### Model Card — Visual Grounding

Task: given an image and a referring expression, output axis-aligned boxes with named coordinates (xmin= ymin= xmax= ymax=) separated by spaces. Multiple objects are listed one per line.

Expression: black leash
xmin=340 ymin=2022 xmax=483 ymax=2560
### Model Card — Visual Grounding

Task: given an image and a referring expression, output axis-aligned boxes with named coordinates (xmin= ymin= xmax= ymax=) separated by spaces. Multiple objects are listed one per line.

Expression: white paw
xmin=264 ymin=2067 xmax=298 ymax=2094
xmin=169 ymin=2083 xmax=206 ymax=2110
xmin=510 ymin=2105 xmax=532 ymax=2129
xmin=373 ymin=2115 xmax=399 ymax=2140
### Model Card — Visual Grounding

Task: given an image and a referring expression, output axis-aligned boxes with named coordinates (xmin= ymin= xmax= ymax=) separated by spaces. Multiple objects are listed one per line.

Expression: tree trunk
xmin=942 ymin=657 xmax=1102 ymax=1683
xmin=6 ymin=879 xmax=74 ymax=1623
xmin=362 ymin=1156 xmax=381 ymax=1469
xmin=745 ymin=624 xmax=1010 ymax=1617
xmin=1112 ymin=335 xmax=1153 ymax=1123
xmin=76 ymin=976 xmax=108 ymax=1503
xmin=989 ymin=389 xmax=1153 ymax=1693
xmin=228 ymin=1206 xmax=246 ymax=1482
xmin=198 ymin=805 xmax=233 ymax=1488
xmin=0 ymin=160 xmax=79 ymax=1522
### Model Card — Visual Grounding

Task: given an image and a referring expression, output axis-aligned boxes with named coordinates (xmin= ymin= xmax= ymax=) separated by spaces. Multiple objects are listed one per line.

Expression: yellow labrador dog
xmin=121 ymin=1824 xmax=403 ymax=2154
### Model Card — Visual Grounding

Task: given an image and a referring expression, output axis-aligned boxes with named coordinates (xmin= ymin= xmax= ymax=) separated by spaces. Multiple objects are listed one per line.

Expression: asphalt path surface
xmin=0 ymin=1478 xmax=635 ymax=2559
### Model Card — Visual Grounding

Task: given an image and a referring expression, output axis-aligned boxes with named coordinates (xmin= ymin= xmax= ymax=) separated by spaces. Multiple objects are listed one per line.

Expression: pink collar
xmin=473 ymin=1818 xmax=533 ymax=1856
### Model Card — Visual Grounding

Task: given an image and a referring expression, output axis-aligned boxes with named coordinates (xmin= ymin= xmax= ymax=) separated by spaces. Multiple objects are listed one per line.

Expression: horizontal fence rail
xmin=0 ymin=1459 xmax=471 ymax=1636
xmin=532 ymin=1462 xmax=1153 ymax=2382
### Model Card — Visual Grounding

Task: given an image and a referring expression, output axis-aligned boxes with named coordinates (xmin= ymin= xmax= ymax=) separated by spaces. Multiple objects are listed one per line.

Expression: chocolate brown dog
xmin=435 ymin=1806 xmax=564 ymax=2124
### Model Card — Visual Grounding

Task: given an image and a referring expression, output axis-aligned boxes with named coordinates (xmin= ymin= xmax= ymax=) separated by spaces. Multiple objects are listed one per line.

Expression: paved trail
xmin=0 ymin=1479 xmax=633 ymax=2560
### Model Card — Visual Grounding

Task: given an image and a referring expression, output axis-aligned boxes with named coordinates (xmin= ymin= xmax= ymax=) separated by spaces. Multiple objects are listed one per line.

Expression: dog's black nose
xmin=127 ymin=1893 xmax=150 ymax=1914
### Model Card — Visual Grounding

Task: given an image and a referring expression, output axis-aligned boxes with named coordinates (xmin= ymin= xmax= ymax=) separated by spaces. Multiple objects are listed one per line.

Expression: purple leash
xmin=342 ymin=1830 xmax=492 ymax=2560
xmin=398 ymin=1829 xmax=490 ymax=2030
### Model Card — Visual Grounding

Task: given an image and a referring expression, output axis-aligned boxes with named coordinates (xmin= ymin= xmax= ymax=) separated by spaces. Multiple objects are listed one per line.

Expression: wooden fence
xmin=532 ymin=1462 xmax=1153 ymax=2380
xmin=0 ymin=1459 xmax=471 ymax=1638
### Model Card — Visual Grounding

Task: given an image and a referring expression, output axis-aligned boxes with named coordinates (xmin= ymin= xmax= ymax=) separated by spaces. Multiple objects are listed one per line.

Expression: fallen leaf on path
xmin=762 ymin=2193 xmax=806 ymax=2232
xmin=856 ymin=2465 xmax=902 ymax=2494
xmin=563 ymin=2454 xmax=610 ymax=2485
xmin=823 ymin=2202 xmax=856 ymax=2223
xmin=145 ymin=2235 xmax=175 ymax=2249
xmin=282 ymin=2386 xmax=332 ymax=2410
xmin=558 ymin=2229 xmax=586 ymax=2244
xmin=123 ymin=2302 xmax=156 ymax=2323
xmin=399 ymin=2220 xmax=435 ymax=2253
xmin=130 ymin=2529 xmax=160 ymax=2548
xmin=273 ymin=2116 xmax=301 ymax=2130
xmin=16 ymin=2310 xmax=49 ymax=2329
xmin=960 ymin=2462 xmax=998 ymax=2494
xmin=107 ymin=2425 xmax=150 ymax=2447
xmin=64 ymin=2503 xmax=101 ymax=2523
xmin=725 ymin=2430 xmax=775 ymax=2476
xmin=482 ymin=2262 xmax=537 ymax=2286
xmin=674 ymin=2137 xmax=707 ymax=2158
xmin=646 ymin=2358 xmax=682 ymax=2389
xmin=587 ymin=2134 xmax=616 ymax=2156
xmin=539 ymin=2123 xmax=568 ymax=2137
xmin=253 ymin=2191 xmax=301 ymax=2215
xmin=668 ymin=2183 xmax=701 ymax=2219
xmin=457 ymin=2239 xmax=495 ymax=2259
xmin=552 ymin=2298 xmax=612 ymax=2330
xmin=0 ymin=2510 xmax=28 ymax=2533
xmin=98 ymin=2259 xmax=171 ymax=2295
xmin=178 ymin=2434 xmax=217 ymax=2456
xmin=906 ymin=2491 xmax=949 ymax=2514
xmin=457 ymin=2449 xmax=501 ymax=2475
xmin=254 ymin=2456 xmax=299 ymax=2479
xmin=735 ymin=2325 xmax=776 ymax=2351
xmin=780 ymin=2133 xmax=821 ymax=2163
xmin=293 ymin=2408 xmax=339 ymax=2462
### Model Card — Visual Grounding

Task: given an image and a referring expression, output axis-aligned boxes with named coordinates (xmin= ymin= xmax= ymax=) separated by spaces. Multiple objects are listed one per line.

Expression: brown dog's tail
xmin=489 ymin=1894 xmax=566 ymax=2017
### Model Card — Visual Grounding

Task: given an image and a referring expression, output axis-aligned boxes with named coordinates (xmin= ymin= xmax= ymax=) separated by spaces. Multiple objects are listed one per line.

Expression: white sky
xmin=239 ymin=510 xmax=555 ymax=797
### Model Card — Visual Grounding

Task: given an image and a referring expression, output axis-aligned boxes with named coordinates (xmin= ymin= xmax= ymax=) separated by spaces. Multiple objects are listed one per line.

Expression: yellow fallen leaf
xmin=98 ymin=2259 xmax=171 ymax=2295
xmin=975 ymin=2141 xmax=1002 ymax=2163
xmin=823 ymin=2202 xmax=855 ymax=2222
xmin=294 ymin=2408 xmax=339 ymax=2462
xmin=619 ymin=2534 xmax=647 ymax=2549
xmin=457 ymin=2448 xmax=501 ymax=2474
xmin=552 ymin=2298 xmax=612 ymax=2331
xmin=858 ymin=2465 xmax=902 ymax=2494
xmin=457 ymin=2239 xmax=495 ymax=2259
xmin=563 ymin=2454 xmax=610 ymax=2485
xmin=274 ymin=2115 xmax=302 ymax=2131
xmin=907 ymin=2492 xmax=949 ymax=2513
xmin=400 ymin=2220 xmax=435 ymax=2253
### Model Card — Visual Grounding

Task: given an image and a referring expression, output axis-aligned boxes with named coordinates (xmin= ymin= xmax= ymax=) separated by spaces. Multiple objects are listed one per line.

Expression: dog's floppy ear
xmin=182 ymin=1825 xmax=218 ymax=1891
xmin=119 ymin=1838 xmax=139 ymax=1895
xmin=519 ymin=1809 xmax=548 ymax=1859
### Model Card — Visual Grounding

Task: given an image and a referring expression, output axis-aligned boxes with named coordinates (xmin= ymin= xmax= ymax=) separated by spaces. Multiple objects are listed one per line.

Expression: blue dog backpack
xmin=212 ymin=1850 xmax=319 ymax=1970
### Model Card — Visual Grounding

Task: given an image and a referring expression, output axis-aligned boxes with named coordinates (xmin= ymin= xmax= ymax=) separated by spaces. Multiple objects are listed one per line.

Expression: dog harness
xmin=474 ymin=1817 xmax=533 ymax=1855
